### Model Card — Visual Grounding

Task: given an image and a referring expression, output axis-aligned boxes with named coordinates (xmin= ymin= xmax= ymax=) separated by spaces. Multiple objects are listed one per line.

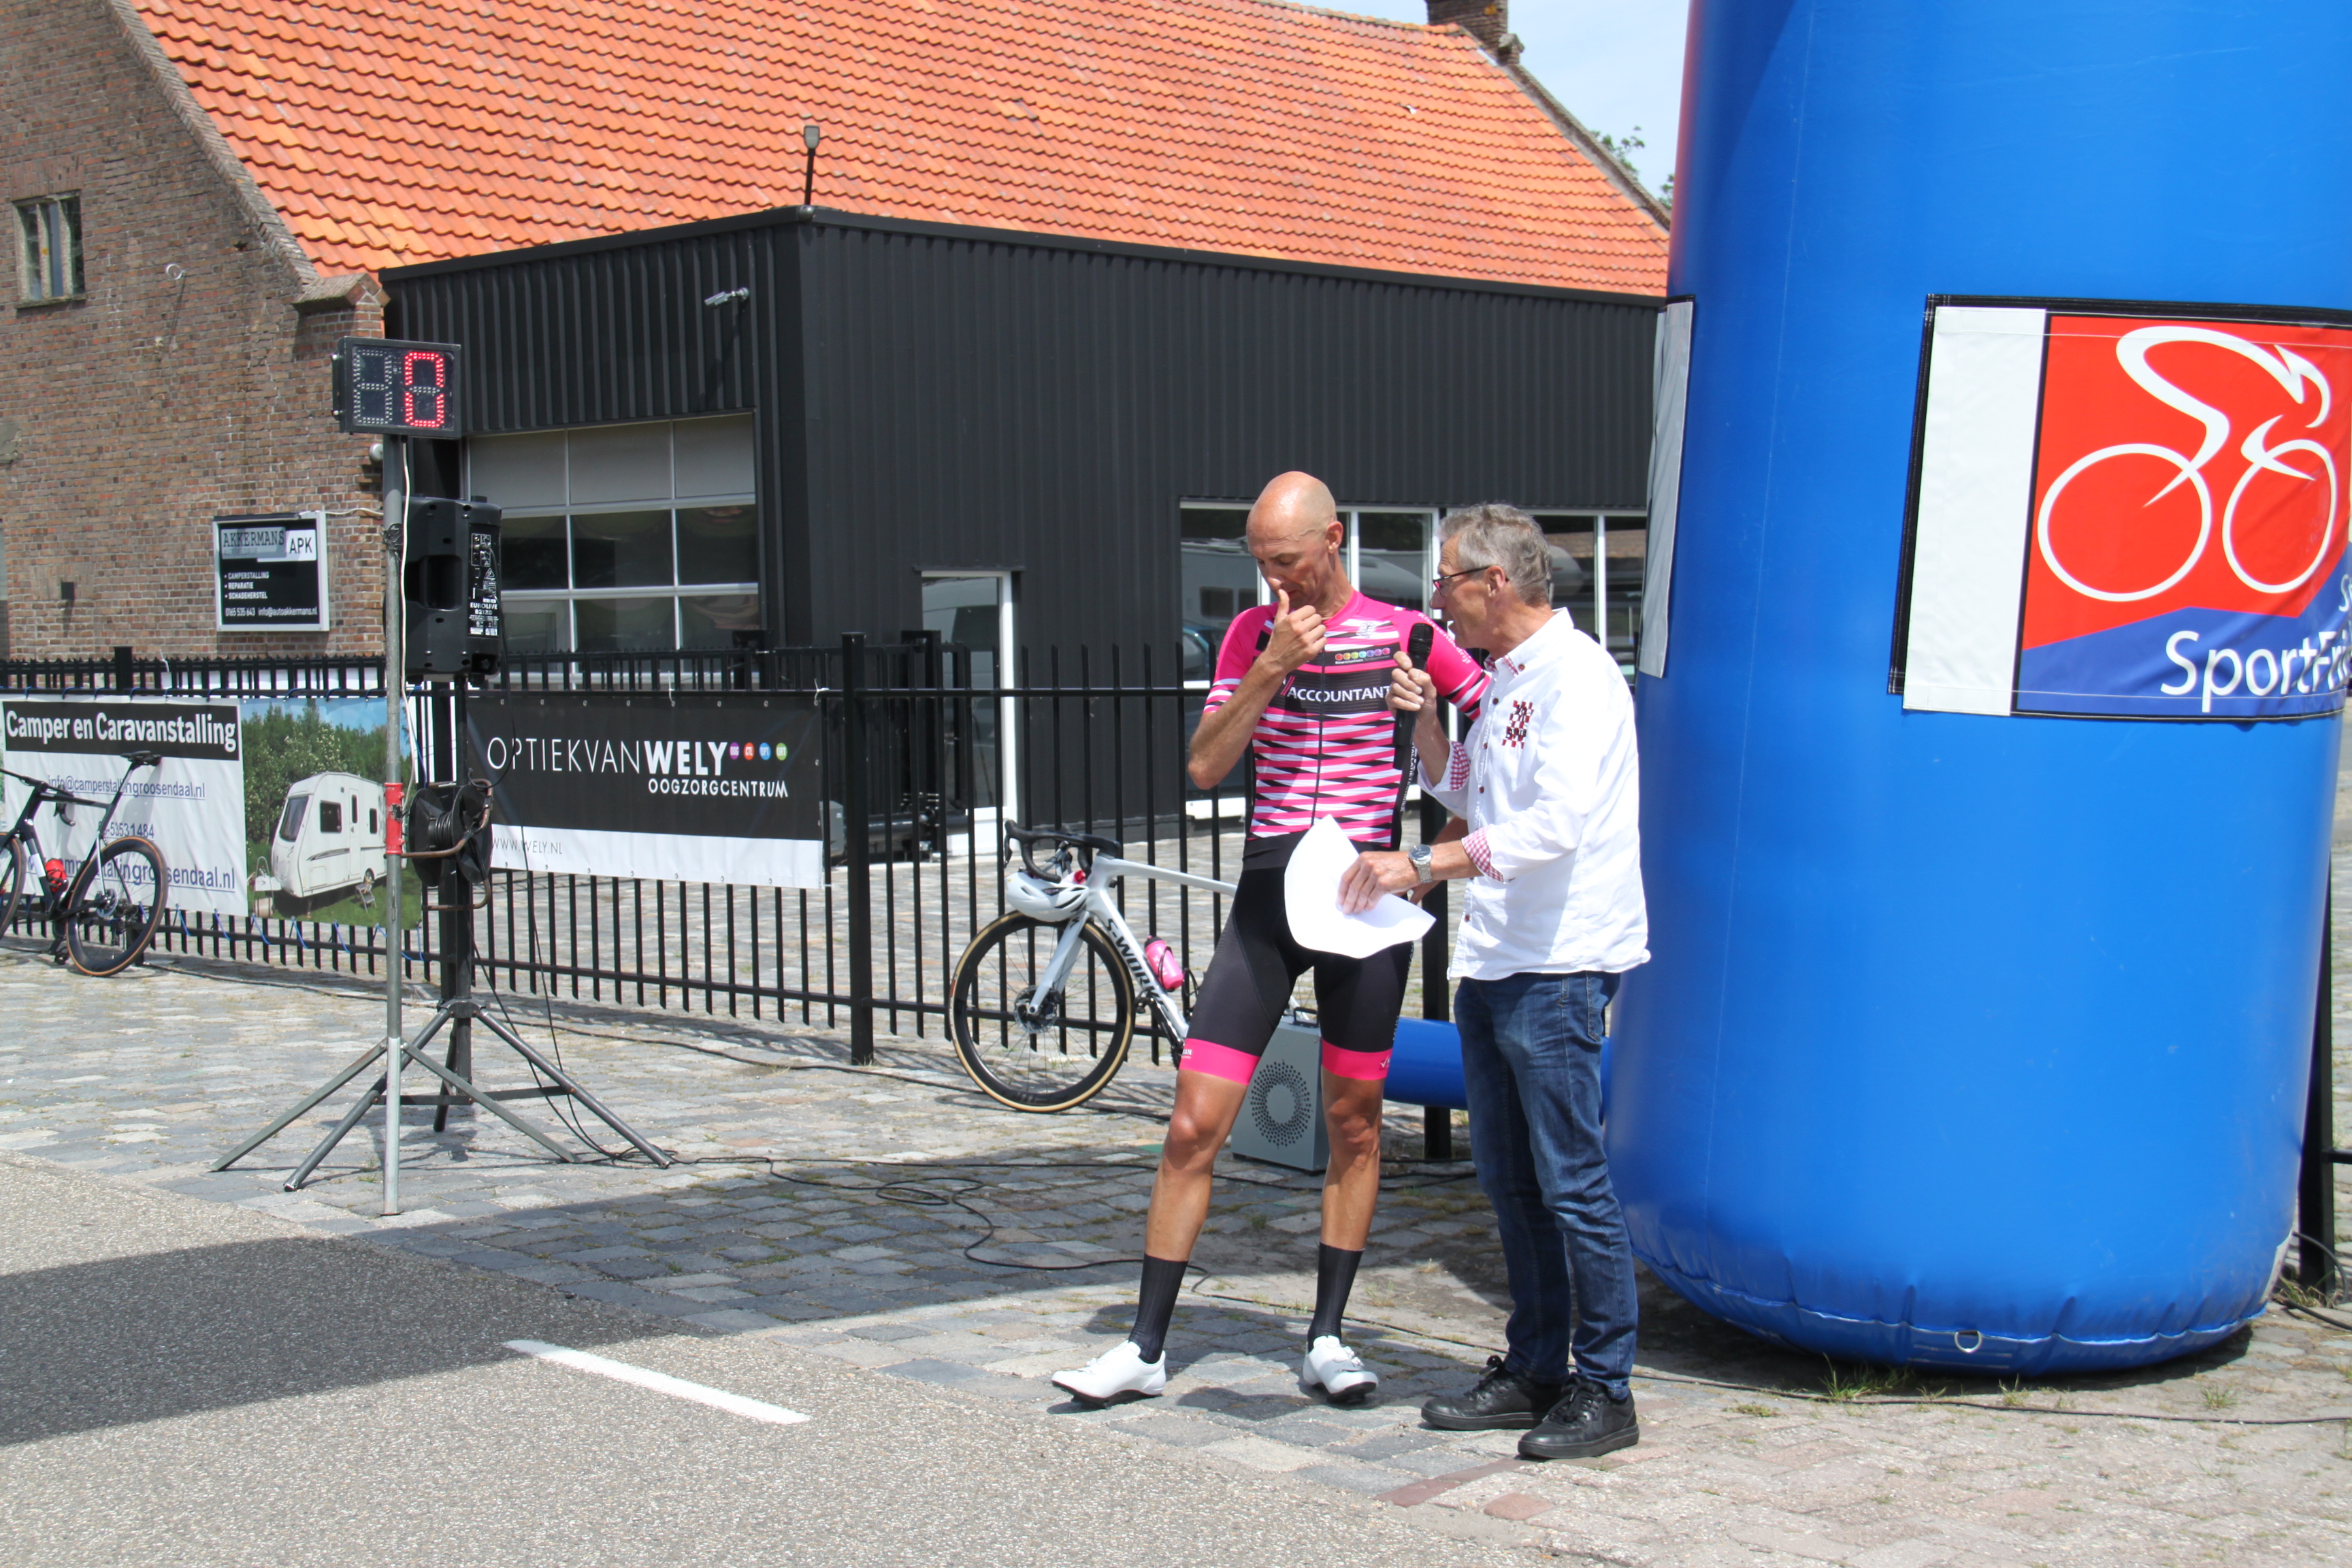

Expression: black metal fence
xmin=0 ymin=640 xmax=1454 ymax=1068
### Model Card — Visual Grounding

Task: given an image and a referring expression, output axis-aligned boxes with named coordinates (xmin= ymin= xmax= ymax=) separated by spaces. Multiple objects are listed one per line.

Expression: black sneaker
xmin=1518 ymin=1379 xmax=1639 ymax=1460
xmin=1421 ymin=1355 xmax=1567 ymax=1431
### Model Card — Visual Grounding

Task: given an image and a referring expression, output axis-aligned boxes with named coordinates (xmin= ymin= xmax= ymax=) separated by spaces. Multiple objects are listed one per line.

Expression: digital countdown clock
xmin=332 ymin=337 xmax=463 ymax=436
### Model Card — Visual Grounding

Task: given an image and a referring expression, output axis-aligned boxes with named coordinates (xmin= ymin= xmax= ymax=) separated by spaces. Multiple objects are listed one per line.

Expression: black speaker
xmin=404 ymin=497 xmax=502 ymax=679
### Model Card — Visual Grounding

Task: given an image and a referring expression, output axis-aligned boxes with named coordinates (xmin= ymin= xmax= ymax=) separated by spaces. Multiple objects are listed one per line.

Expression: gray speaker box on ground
xmin=1226 ymin=1017 xmax=1328 ymax=1173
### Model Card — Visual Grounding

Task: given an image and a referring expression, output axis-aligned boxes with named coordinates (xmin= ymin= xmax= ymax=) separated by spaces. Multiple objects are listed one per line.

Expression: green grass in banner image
xmin=242 ymin=700 xmax=422 ymax=928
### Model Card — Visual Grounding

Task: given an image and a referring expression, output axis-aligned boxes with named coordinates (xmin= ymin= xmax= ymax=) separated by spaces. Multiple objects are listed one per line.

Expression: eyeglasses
xmin=1431 ymin=566 xmax=1491 ymax=594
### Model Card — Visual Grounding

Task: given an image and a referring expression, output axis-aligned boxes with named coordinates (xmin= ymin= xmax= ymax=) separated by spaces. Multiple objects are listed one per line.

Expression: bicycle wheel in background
xmin=951 ymin=912 xmax=1136 ymax=1111
xmin=64 ymin=836 xmax=167 ymax=977
xmin=0 ymin=834 xmax=26 ymax=938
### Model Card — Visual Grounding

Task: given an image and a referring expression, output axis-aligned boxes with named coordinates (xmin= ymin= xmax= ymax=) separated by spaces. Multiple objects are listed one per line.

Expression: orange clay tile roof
xmin=135 ymin=0 xmax=1668 ymax=294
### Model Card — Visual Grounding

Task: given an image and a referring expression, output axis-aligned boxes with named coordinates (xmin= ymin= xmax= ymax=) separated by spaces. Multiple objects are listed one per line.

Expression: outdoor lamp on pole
xmin=801 ymin=122 xmax=822 ymax=208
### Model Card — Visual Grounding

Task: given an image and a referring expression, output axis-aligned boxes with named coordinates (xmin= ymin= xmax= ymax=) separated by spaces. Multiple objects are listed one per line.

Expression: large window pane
xmin=571 ymin=510 xmax=672 ymax=588
xmin=574 ymin=596 xmax=675 ymax=652
xmin=502 ymin=599 xmax=570 ymax=653
xmin=1357 ymin=511 xmax=1430 ymax=612
xmin=568 ymin=422 xmax=672 ymax=502
xmin=1179 ymin=507 xmax=1255 ymax=675
xmin=922 ymin=575 xmax=1006 ymax=687
xmin=677 ymin=504 xmax=757 ymax=585
xmin=681 ymin=593 xmax=763 ymax=649
xmin=1542 ymin=517 xmax=1599 ymax=637
xmin=1604 ymin=521 xmax=1648 ymax=670
xmin=469 ymin=430 xmax=567 ymax=508
xmin=673 ymin=414 xmax=755 ymax=498
xmin=502 ymin=514 xmax=569 ymax=589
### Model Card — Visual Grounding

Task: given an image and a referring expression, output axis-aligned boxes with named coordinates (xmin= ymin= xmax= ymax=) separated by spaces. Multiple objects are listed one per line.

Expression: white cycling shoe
xmin=1051 ymin=1341 xmax=1167 ymax=1405
xmin=1302 ymin=1336 xmax=1379 ymax=1405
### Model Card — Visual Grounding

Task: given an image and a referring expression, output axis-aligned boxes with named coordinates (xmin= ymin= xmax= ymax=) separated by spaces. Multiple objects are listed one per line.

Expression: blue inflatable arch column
xmin=1613 ymin=0 xmax=2352 ymax=1372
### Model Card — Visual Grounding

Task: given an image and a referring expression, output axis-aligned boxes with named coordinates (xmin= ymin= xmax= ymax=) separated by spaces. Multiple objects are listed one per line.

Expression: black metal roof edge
xmin=380 ymin=204 xmax=1665 ymax=309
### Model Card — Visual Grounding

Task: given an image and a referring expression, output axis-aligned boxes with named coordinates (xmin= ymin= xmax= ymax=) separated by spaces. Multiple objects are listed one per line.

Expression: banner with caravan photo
xmin=240 ymin=696 xmax=419 ymax=926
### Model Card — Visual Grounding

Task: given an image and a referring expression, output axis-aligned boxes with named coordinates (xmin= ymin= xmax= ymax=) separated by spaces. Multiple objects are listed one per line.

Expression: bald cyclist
xmin=1054 ymin=472 xmax=1488 ymax=1407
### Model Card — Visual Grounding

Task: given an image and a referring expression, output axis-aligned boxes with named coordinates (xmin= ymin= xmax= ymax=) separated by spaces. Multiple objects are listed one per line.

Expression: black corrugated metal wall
xmin=388 ymin=210 xmax=1659 ymax=659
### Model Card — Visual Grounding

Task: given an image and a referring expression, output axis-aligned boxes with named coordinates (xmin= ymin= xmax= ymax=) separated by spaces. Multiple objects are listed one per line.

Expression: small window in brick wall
xmin=16 ymin=195 xmax=82 ymax=303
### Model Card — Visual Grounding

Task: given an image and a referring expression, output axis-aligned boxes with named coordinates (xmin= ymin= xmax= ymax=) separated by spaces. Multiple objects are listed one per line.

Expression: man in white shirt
xmin=1338 ymin=503 xmax=1649 ymax=1460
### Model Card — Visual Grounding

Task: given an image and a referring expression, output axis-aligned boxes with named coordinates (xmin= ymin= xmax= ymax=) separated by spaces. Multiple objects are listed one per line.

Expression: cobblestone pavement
xmin=7 ymin=895 xmax=2352 ymax=1567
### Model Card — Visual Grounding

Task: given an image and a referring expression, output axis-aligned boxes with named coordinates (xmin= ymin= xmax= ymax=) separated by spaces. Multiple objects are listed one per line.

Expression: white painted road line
xmin=504 ymin=1339 xmax=811 ymax=1425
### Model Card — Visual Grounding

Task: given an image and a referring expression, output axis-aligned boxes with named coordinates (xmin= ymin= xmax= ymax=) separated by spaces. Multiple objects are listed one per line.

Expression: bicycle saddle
xmin=123 ymin=750 xmax=163 ymax=768
xmin=1007 ymin=824 xmax=1121 ymax=856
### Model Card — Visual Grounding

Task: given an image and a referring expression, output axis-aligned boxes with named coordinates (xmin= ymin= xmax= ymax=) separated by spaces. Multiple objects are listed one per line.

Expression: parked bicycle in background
xmin=0 ymin=750 xmax=170 ymax=977
xmin=949 ymin=823 xmax=1235 ymax=1111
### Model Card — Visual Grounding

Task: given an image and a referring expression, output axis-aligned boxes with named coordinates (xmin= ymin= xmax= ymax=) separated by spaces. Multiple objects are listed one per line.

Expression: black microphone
xmin=1390 ymin=622 xmax=1435 ymax=849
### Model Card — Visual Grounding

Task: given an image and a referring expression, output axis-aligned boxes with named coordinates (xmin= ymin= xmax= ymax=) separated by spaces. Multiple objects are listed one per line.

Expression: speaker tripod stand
xmin=212 ymin=947 xmax=672 ymax=1189
xmin=217 ymin=753 xmax=668 ymax=1190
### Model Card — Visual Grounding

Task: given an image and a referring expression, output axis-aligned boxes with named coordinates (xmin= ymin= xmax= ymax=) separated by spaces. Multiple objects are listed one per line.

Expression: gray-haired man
xmin=1339 ymin=503 xmax=1650 ymax=1460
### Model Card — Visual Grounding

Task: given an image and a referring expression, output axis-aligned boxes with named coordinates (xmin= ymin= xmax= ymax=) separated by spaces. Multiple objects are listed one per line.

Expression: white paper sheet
xmin=1283 ymin=817 xmax=1435 ymax=959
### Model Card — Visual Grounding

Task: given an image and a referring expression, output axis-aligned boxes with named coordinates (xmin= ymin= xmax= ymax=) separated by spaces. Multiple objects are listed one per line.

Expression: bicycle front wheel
xmin=951 ymin=913 xmax=1136 ymax=1111
xmin=65 ymin=836 xmax=167 ymax=977
xmin=0 ymin=833 xmax=27 ymax=938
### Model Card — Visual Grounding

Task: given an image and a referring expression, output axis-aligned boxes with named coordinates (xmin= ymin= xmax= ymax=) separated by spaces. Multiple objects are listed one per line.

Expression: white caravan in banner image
xmin=262 ymin=772 xmax=387 ymax=907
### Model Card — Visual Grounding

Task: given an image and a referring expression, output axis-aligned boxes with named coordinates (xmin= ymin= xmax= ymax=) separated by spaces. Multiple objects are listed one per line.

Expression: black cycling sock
xmin=1128 ymin=1254 xmax=1187 ymax=1364
xmin=1307 ymin=1243 xmax=1363 ymax=1345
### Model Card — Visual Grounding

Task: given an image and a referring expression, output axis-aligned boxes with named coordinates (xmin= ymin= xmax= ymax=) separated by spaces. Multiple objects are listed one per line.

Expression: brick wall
xmin=0 ymin=0 xmax=385 ymax=660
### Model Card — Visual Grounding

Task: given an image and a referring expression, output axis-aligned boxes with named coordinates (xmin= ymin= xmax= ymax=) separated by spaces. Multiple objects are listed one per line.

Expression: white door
xmin=921 ymin=572 xmax=1018 ymax=831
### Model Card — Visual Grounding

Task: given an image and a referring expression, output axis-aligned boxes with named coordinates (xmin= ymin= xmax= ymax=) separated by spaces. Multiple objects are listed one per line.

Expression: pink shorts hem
xmin=1177 ymin=1037 xmax=1259 ymax=1084
xmin=1322 ymin=1041 xmax=1392 ymax=1080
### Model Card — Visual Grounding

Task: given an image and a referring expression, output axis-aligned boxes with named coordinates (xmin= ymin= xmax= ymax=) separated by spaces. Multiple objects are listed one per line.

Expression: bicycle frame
xmin=1025 ymin=852 xmax=1236 ymax=1042
xmin=3 ymin=755 xmax=156 ymax=927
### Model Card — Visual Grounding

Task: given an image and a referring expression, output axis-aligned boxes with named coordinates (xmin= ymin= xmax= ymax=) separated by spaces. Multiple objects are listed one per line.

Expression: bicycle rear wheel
xmin=65 ymin=836 xmax=167 ymax=977
xmin=0 ymin=833 xmax=27 ymax=938
xmin=951 ymin=913 xmax=1136 ymax=1111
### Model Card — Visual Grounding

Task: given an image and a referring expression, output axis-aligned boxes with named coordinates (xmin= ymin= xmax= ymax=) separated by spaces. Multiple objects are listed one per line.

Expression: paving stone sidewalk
xmin=6 ymin=932 xmax=2352 ymax=1567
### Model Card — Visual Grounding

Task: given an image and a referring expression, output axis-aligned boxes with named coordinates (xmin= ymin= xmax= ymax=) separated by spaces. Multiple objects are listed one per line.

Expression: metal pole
xmin=436 ymin=684 xmax=472 ymax=1130
xmin=381 ymin=436 xmax=408 ymax=1217
xmin=2302 ymin=879 xmax=2336 ymax=1301
xmin=842 ymin=632 xmax=875 ymax=1066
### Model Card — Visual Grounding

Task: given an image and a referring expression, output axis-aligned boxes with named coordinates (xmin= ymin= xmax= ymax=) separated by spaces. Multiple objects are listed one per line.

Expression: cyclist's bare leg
xmin=1316 ymin=1070 xmax=1386 ymax=1250
xmin=1142 ymin=1069 xmax=1250 ymax=1258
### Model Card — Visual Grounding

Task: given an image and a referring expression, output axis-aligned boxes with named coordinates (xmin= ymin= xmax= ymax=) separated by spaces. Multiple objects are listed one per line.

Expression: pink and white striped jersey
xmin=1205 ymin=591 xmax=1488 ymax=864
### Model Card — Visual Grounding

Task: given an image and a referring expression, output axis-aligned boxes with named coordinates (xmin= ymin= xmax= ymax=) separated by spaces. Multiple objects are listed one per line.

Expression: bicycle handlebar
xmin=1004 ymin=823 xmax=1124 ymax=879
xmin=3 ymin=751 xmax=161 ymax=811
xmin=0 ymin=768 xmax=105 ymax=809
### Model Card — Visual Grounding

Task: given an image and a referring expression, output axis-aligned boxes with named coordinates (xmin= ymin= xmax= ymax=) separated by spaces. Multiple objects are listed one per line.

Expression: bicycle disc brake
xmin=1011 ymin=984 xmax=1064 ymax=1038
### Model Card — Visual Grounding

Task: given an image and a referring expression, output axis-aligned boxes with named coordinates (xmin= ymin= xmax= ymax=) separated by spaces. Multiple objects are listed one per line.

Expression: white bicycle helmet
xmin=1004 ymin=868 xmax=1086 ymax=922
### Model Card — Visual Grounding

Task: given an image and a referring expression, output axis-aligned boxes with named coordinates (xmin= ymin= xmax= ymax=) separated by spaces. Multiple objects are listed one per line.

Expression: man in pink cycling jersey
xmin=1054 ymin=471 xmax=1486 ymax=1407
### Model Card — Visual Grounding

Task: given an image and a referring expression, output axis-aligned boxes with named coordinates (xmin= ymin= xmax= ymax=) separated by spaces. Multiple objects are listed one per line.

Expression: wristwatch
xmin=1407 ymin=843 xmax=1434 ymax=883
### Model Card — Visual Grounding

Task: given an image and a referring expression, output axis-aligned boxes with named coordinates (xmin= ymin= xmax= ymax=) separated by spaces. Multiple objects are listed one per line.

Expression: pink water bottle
xmin=1144 ymin=938 xmax=1185 ymax=992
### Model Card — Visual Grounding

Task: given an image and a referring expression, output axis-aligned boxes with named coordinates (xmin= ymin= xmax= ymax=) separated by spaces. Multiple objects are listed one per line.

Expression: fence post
xmin=2302 ymin=878 xmax=2337 ymax=1300
xmin=113 ymin=645 xmax=134 ymax=693
xmin=1419 ymin=791 xmax=1454 ymax=1162
xmin=842 ymin=632 xmax=875 ymax=1065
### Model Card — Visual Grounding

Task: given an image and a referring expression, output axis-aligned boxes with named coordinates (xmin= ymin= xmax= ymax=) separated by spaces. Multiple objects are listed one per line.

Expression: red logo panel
xmin=2021 ymin=315 xmax=2352 ymax=649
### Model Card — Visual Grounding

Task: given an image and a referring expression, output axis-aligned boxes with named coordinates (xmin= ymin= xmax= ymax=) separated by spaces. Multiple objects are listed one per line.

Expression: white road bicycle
xmin=949 ymin=824 xmax=1237 ymax=1112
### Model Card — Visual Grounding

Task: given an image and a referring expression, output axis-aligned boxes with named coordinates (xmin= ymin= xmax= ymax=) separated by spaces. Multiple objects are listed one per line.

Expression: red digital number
xmin=402 ymin=350 xmax=448 ymax=429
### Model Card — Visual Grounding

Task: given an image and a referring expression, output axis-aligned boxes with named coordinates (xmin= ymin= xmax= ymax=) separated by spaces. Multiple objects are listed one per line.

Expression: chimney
xmin=1427 ymin=0 xmax=1517 ymax=61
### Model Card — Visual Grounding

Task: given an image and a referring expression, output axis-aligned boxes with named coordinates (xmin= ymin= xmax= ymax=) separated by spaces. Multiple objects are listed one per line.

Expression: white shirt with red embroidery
xmin=1422 ymin=610 xmax=1648 ymax=979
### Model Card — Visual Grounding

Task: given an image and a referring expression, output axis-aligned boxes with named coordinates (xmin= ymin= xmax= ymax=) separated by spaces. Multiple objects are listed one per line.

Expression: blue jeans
xmin=1456 ymin=970 xmax=1639 ymax=1399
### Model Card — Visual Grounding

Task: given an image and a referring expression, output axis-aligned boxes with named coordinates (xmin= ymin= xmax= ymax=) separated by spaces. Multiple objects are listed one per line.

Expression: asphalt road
xmin=0 ymin=1154 xmax=1533 ymax=1567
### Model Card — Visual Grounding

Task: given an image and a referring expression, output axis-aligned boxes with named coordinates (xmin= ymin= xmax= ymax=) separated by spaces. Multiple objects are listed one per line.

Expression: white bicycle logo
xmin=2037 ymin=325 xmax=2338 ymax=602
